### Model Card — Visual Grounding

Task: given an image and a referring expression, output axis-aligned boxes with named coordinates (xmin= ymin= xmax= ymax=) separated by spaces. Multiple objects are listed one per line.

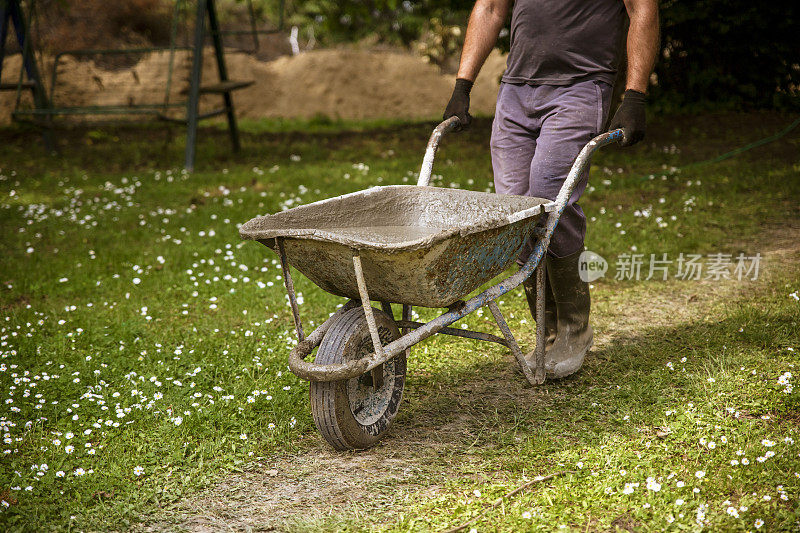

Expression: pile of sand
xmin=0 ymin=47 xmax=507 ymax=125
xmin=229 ymin=48 xmax=506 ymax=121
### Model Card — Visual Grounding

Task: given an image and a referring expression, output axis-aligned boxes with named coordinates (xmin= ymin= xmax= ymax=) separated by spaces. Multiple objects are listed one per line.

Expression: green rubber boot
xmin=545 ymin=250 xmax=593 ymax=379
xmin=522 ymin=270 xmax=557 ymax=360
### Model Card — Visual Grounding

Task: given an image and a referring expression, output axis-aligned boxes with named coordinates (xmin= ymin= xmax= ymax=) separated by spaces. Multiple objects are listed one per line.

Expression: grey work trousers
xmin=490 ymin=79 xmax=613 ymax=259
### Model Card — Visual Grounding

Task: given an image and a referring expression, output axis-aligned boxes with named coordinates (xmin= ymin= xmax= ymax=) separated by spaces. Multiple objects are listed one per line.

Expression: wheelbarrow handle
xmin=417 ymin=116 xmax=461 ymax=186
xmin=518 ymin=128 xmax=624 ymax=276
xmin=547 ymin=128 xmax=624 ymax=223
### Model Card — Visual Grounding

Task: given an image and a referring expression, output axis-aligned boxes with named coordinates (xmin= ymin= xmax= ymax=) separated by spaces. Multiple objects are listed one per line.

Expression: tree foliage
xmin=653 ymin=0 xmax=800 ymax=108
xmin=296 ymin=0 xmax=472 ymax=45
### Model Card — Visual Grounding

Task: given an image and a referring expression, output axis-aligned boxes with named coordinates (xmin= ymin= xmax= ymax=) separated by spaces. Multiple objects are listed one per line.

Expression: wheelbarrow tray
xmin=240 ymin=185 xmax=551 ymax=308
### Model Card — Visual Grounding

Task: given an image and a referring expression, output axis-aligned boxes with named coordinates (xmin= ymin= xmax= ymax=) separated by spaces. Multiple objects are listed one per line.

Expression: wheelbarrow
xmin=240 ymin=117 xmax=623 ymax=450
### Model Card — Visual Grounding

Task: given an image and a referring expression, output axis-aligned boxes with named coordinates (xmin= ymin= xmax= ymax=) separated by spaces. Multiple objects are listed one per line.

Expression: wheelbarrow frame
xmin=272 ymin=118 xmax=623 ymax=386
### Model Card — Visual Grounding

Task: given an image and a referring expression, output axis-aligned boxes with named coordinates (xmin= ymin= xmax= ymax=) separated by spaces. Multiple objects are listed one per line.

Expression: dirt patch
xmin=232 ymin=47 xmax=506 ymax=121
xmin=593 ymin=223 xmax=800 ymax=351
xmin=147 ymin=231 xmax=799 ymax=532
xmin=160 ymin=449 xmax=427 ymax=532
xmin=1 ymin=47 xmax=506 ymax=125
xmin=608 ymin=512 xmax=642 ymax=532
xmin=150 ymin=390 xmax=495 ymax=531
xmin=0 ymin=293 xmax=31 ymax=311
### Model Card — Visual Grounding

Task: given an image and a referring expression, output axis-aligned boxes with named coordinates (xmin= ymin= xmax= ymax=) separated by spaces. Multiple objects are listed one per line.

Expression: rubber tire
xmin=310 ymin=306 xmax=405 ymax=451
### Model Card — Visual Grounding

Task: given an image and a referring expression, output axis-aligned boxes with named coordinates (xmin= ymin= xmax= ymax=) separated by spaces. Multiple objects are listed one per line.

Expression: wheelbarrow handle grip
xmin=417 ymin=116 xmax=461 ymax=186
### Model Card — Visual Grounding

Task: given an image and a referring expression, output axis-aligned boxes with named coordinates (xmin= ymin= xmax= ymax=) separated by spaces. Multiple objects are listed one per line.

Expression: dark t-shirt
xmin=501 ymin=0 xmax=626 ymax=86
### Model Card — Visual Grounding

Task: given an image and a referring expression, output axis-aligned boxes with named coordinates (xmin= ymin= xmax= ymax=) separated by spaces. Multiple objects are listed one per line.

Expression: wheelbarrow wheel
xmin=310 ymin=306 xmax=406 ymax=451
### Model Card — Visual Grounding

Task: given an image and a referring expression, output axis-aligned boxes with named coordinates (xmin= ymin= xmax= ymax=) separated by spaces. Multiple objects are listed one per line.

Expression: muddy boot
xmin=545 ymin=250 xmax=593 ymax=379
xmin=522 ymin=271 xmax=557 ymax=361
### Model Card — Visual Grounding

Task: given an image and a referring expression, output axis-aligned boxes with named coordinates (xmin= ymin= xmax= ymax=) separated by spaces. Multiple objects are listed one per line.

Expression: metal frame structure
xmin=183 ymin=0 xmax=247 ymax=171
xmin=277 ymin=118 xmax=624 ymax=386
xmin=0 ymin=0 xmax=51 ymax=147
xmin=3 ymin=0 xmax=283 ymax=170
xmin=216 ymin=0 xmax=285 ymax=54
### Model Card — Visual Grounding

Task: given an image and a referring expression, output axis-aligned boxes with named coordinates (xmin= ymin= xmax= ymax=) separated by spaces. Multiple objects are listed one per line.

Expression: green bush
xmin=653 ymin=0 xmax=800 ymax=109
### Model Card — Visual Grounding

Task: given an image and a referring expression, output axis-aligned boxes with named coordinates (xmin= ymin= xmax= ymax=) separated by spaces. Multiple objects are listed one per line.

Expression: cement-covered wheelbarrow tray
xmin=240 ymin=117 xmax=623 ymax=450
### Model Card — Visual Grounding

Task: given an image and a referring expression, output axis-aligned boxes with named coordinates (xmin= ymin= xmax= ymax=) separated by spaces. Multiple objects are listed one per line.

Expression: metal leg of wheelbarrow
xmin=277 ymin=237 xmax=305 ymax=342
xmin=277 ymin=244 xmax=393 ymax=390
xmin=352 ymin=249 xmax=386 ymax=389
xmin=486 ymin=262 xmax=547 ymax=386
xmin=377 ymin=301 xmax=397 ymax=388
xmin=533 ymin=262 xmax=547 ymax=384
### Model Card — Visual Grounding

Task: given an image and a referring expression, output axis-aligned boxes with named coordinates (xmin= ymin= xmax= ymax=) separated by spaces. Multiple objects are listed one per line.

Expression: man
xmin=444 ymin=0 xmax=659 ymax=378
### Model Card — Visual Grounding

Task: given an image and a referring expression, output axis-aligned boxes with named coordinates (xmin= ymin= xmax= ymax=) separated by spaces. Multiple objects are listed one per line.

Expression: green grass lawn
xmin=1 ymin=112 xmax=799 ymax=531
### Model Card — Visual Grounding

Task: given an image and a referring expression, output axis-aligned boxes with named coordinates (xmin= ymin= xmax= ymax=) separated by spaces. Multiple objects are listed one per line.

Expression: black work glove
xmin=443 ymin=78 xmax=473 ymax=131
xmin=608 ymin=89 xmax=646 ymax=146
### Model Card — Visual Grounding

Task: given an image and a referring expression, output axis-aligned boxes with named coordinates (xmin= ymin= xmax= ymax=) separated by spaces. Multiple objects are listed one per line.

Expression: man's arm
xmin=443 ymin=0 xmax=512 ymax=129
xmin=623 ymin=0 xmax=659 ymax=92
xmin=457 ymin=0 xmax=513 ymax=81
xmin=609 ymin=0 xmax=659 ymax=146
